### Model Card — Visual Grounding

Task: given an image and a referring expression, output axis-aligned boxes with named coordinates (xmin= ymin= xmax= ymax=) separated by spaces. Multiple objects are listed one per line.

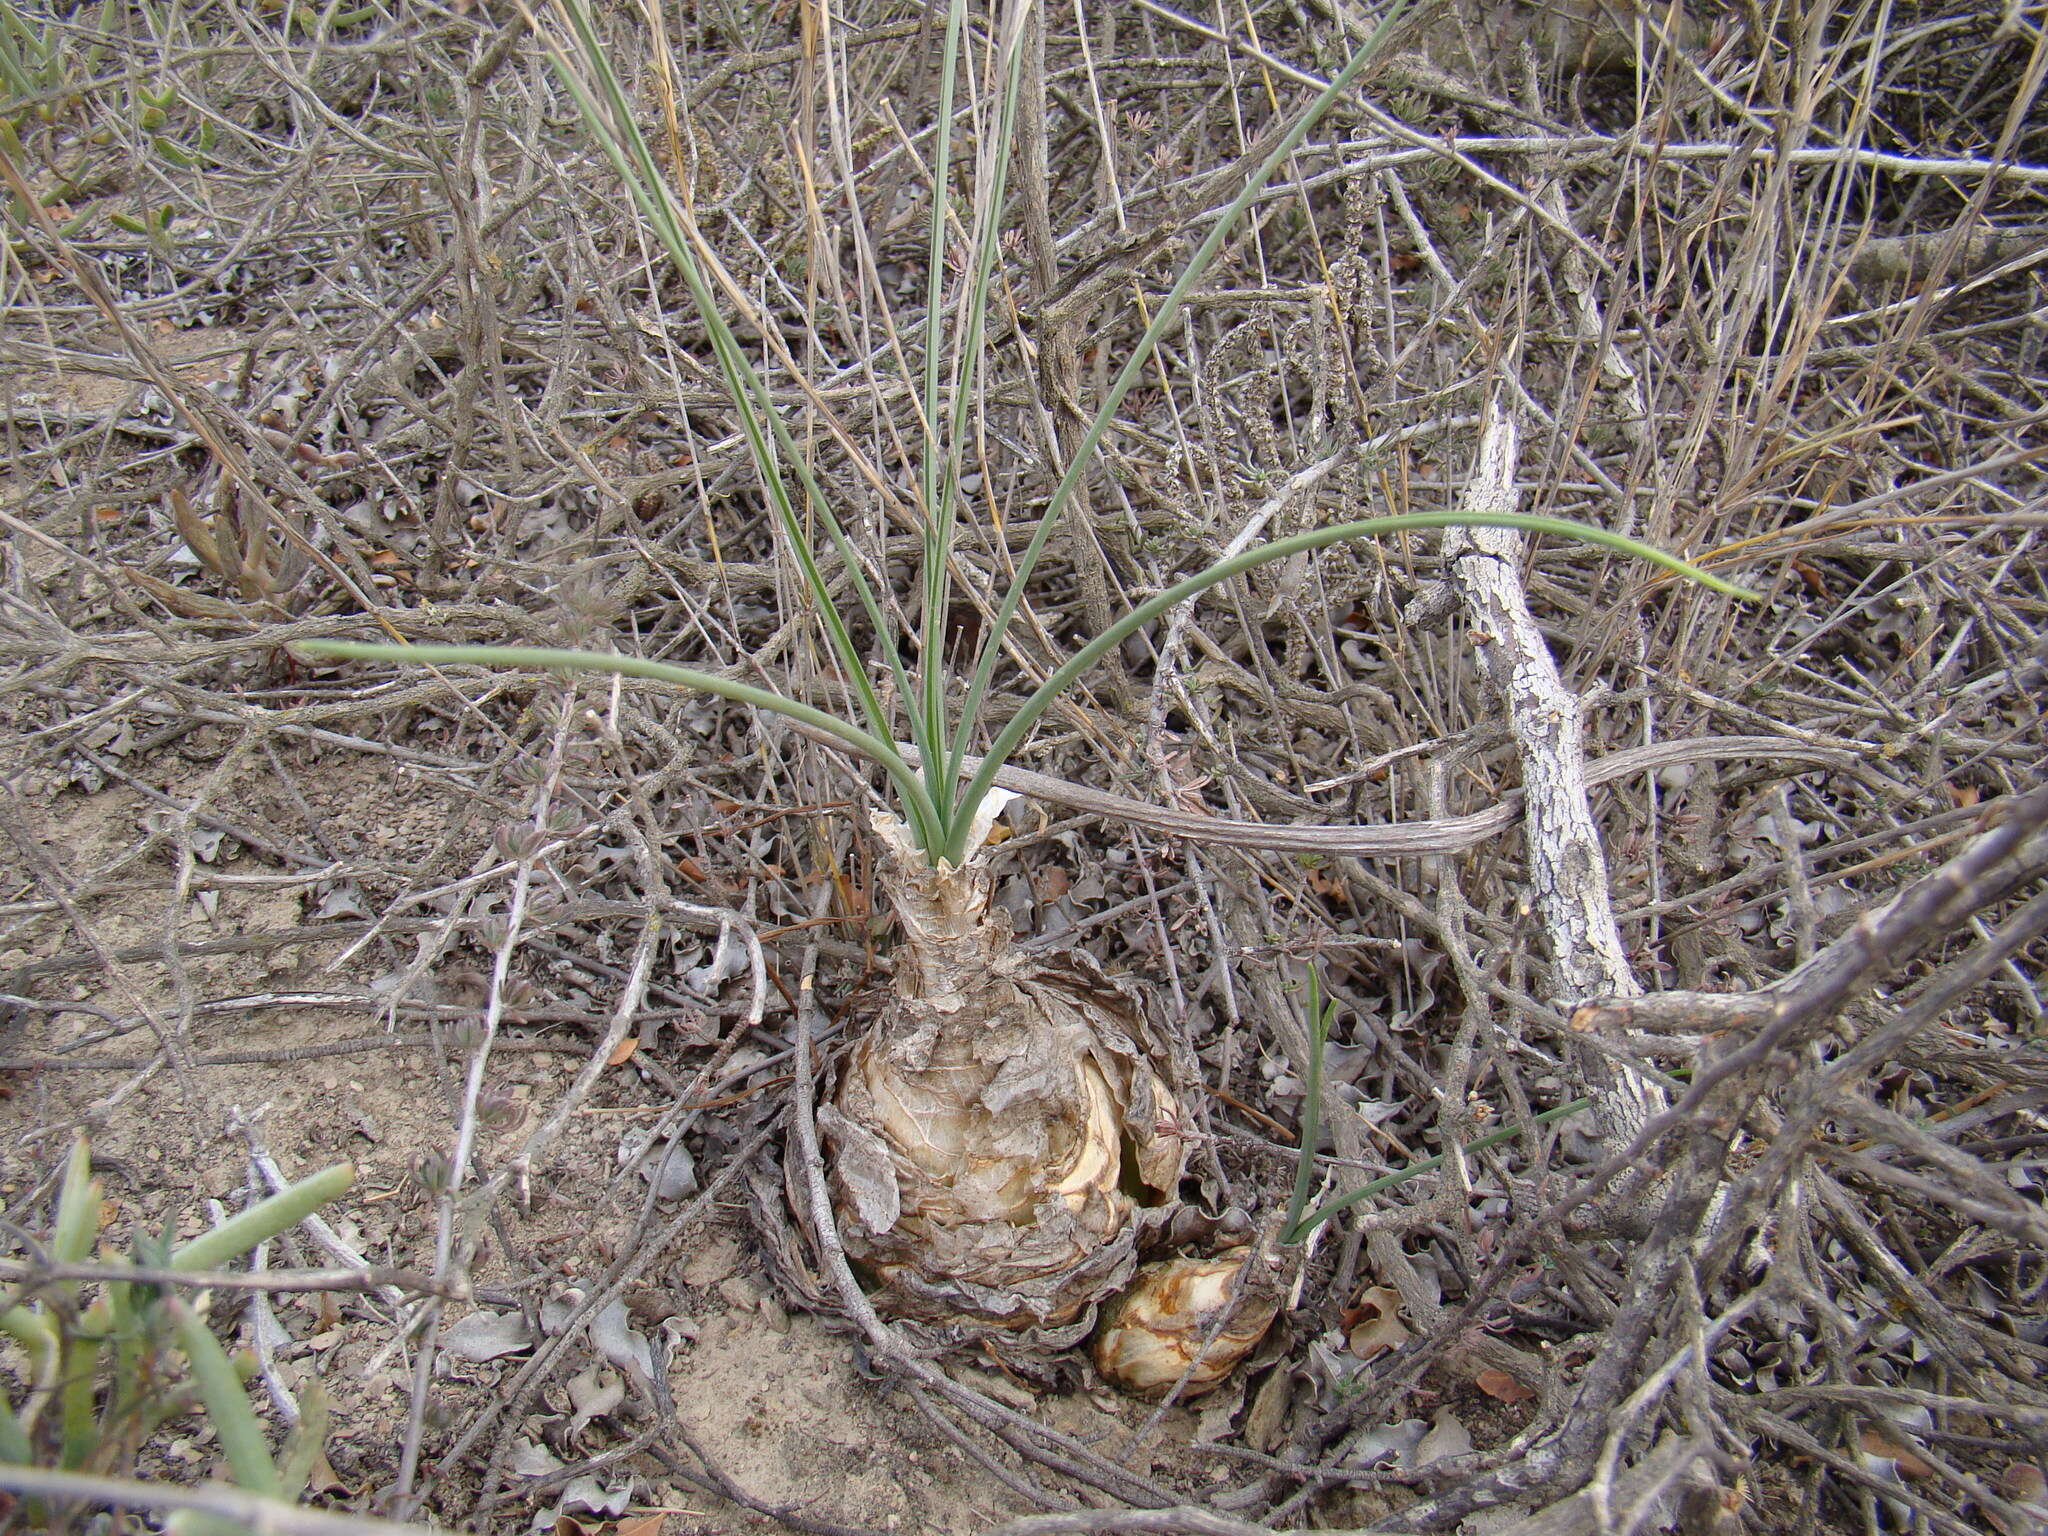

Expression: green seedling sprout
xmin=1280 ymin=967 xmax=1594 ymax=1243
xmin=298 ymin=0 xmax=1757 ymax=869
xmin=1281 ymin=966 xmax=1336 ymax=1243
xmin=164 ymin=1297 xmax=281 ymax=1499
xmin=0 ymin=1136 xmax=354 ymax=1533
xmin=0 ymin=0 xmax=56 ymax=102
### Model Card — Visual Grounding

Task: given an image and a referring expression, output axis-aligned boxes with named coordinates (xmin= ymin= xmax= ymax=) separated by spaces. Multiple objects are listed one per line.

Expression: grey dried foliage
xmin=1 ymin=0 xmax=2045 ymax=1532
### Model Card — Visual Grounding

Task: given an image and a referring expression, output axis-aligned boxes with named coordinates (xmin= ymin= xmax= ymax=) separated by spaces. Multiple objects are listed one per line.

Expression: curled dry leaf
xmin=1984 ymin=1462 xmax=2048 ymax=1536
xmin=566 ymin=1365 xmax=624 ymax=1443
xmin=302 ymin=1444 xmax=351 ymax=1497
xmin=1342 ymin=1286 xmax=1410 ymax=1361
xmin=540 ymin=1289 xmax=586 ymax=1336
xmin=510 ymin=1438 xmax=565 ymax=1478
xmin=553 ymin=1473 xmax=635 ymax=1522
xmin=620 ymin=1127 xmax=696 ymax=1201
xmin=1473 ymin=1366 xmax=1536 ymax=1404
xmin=589 ymin=1299 xmax=655 ymax=1382
xmin=1344 ymin=1410 xmax=1469 ymax=1472
xmin=1348 ymin=1419 xmax=1429 ymax=1468
xmin=1413 ymin=1410 xmax=1473 ymax=1469
xmin=440 ymin=1308 xmax=535 ymax=1362
xmin=1090 ymin=1248 xmax=1281 ymax=1400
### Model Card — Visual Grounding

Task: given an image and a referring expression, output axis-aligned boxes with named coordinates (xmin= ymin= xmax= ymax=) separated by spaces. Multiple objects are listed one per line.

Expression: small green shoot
xmin=0 ymin=1136 xmax=354 ymax=1533
xmin=0 ymin=0 xmax=59 ymax=103
xmin=1282 ymin=967 xmax=1336 ymax=1243
xmin=108 ymin=200 xmax=179 ymax=255
xmin=1277 ymin=971 xmax=1594 ymax=1242
xmin=1287 ymin=1099 xmax=1596 ymax=1241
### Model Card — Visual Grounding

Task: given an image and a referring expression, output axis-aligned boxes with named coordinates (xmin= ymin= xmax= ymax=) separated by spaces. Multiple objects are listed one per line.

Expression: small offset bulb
xmin=1092 ymin=1249 xmax=1279 ymax=1400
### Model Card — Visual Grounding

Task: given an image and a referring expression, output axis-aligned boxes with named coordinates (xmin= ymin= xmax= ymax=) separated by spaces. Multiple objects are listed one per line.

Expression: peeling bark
xmin=1443 ymin=399 xmax=1661 ymax=1147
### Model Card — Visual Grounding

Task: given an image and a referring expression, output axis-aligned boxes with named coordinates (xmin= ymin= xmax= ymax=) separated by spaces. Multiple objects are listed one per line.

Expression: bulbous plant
xmin=302 ymin=0 xmax=1755 ymax=1380
xmin=1093 ymin=1250 xmax=1284 ymax=1400
xmin=814 ymin=807 xmax=1190 ymax=1348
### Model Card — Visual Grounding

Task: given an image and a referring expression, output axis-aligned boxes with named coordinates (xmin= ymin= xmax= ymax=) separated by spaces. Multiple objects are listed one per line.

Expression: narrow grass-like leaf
xmin=81 ymin=0 xmax=119 ymax=75
xmin=917 ymin=0 xmax=970 ymax=801
xmin=947 ymin=0 xmax=1419 ymax=788
xmin=534 ymin=9 xmax=904 ymax=660
xmin=529 ymin=0 xmax=921 ymax=822
xmin=0 ymin=2 xmax=47 ymax=98
xmin=945 ymin=509 xmax=1759 ymax=861
xmin=1282 ymin=968 xmax=1332 ymax=1242
xmin=1289 ymin=1098 xmax=1594 ymax=1239
xmin=320 ymin=0 xmax=1756 ymax=882
xmin=919 ymin=0 xmax=1031 ymax=821
xmin=292 ymin=642 xmax=946 ymax=845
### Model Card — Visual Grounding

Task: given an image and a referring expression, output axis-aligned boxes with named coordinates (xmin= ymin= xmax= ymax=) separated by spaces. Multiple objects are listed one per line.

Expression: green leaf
xmin=353 ymin=0 xmax=1760 ymax=886
xmin=945 ymin=509 xmax=1759 ymax=863
xmin=51 ymin=1135 xmax=98 ymax=1266
xmin=950 ymin=0 xmax=1423 ymax=789
xmin=291 ymin=641 xmax=947 ymax=847
xmin=168 ymin=1161 xmax=353 ymax=1273
xmin=1289 ymin=1097 xmax=1595 ymax=1240
xmin=0 ymin=1306 xmax=56 ymax=1386
xmin=527 ymin=0 xmax=918 ymax=828
xmin=0 ymin=1386 xmax=30 ymax=1464
xmin=57 ymin=1324 xmax=100 ymax=1468
xmin=1282 ymin=968 xmax=1333 ymax=1243
xmin=276 ymin=1379 xmax=331 ymax=1499
xmin=165 ymin=1297 xmax=281 ymax=1497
